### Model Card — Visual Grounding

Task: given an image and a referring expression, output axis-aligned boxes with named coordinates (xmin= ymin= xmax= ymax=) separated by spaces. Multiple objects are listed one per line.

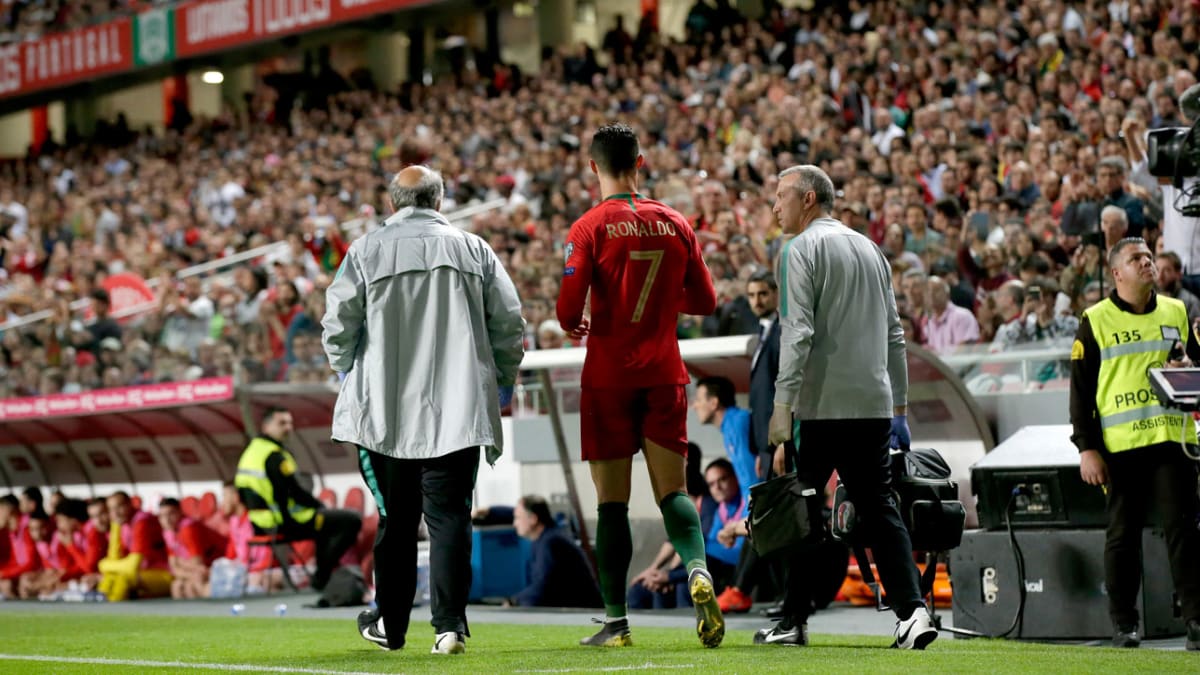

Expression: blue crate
xmin=469 ymin=526 xmax=531 ymax=601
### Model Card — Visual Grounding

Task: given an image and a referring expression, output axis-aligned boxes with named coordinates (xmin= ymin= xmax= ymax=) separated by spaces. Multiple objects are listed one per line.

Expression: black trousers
xmin=781 ymin=418 xmax=922 ymax=622
xmin=1104 ymin=445 xmax=1200 ymax=629
xmin=273 ymin=509 xmax=362 ymax=591
xmin=359 ymin=446 xmax=479 ymax=648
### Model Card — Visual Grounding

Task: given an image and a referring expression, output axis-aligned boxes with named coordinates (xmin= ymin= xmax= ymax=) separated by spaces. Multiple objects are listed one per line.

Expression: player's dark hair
xmin=55 ymin=498 xmax=89 ymax=522
xmin=160 ymin=497 xmax=181 ymax=509
xmin=21 ymin=486 xmax=43 ymax=508
xmin=698 ymin=376 xmax=736 ymax=410
xmin=589 ymin=123 xmax=640 ymax=176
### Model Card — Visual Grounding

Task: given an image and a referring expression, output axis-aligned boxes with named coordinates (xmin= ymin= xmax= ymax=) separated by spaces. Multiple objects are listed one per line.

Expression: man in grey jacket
xmin=322 ymin=165 xmax=525 ymax=655
xmin=755 ymin=165 xmax=937 ymax=650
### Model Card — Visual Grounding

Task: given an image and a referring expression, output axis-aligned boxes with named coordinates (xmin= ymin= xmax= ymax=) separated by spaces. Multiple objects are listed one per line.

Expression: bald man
xmin=323 ymin=165 xmax=524 ymax=654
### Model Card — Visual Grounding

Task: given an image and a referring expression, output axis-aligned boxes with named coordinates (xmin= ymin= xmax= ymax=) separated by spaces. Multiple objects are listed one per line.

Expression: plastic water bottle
xmin=274 ymin=603 xmax=288 ymax=617
xmin=231 ymin=603 xmax=246 ymax=616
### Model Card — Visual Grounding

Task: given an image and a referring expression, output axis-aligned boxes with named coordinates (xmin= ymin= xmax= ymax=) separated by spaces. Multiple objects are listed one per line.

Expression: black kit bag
xmin=896 ymin=447 xmax=966 ymax=552
xmin=747 ymin=440 xmax=825 ymax=557
xmin=831 ymin=447 xmax=966 ymax=609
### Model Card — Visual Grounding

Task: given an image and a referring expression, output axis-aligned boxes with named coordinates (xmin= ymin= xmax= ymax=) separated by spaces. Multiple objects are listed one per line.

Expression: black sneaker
xmin=579 ymin=617 xmax=633 ymax=647
xmin=1186 ymin=619 xmax=1199 ymax=651
xmin=1112 ymin=625 xmax=1140 ymax=649
xmin=753 ymin=618 xmax=808 ymax=646
xmin=358 ymin=609 xmax=399 ymax=651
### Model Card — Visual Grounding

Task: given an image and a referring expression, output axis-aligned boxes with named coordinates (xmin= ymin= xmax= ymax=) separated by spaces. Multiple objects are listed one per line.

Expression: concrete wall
xmin=97 ymin=78 xmax=163 ymax=134
xmin=365 ymin=31 xmax=410 ymax=92
xmin=0 ymin=109 xmax=31 ymax=157
xmin=188 ymin=71 xmax=223 ymax=120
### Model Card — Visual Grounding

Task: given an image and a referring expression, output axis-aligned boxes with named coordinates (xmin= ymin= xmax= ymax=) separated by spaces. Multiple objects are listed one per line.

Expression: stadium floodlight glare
xmin=201 ymin=70 xmax=224 ymax=85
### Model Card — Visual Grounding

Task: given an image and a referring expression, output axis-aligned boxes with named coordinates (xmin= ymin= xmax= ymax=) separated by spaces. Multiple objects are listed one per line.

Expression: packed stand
xmin=1 ymin=1 xmax=1199 ymax=397
xmin=0 ymin=0 xmax=160 ymax=45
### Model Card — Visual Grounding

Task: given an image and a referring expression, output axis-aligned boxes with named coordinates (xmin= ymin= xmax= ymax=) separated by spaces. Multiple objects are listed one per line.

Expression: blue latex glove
xmin=337 ymin=371 xmax=347 ymax=383
xmin=498 ymin=385 xmax=514 ymax=409
xmin=889 ymin=414 xmax=911 ymax=451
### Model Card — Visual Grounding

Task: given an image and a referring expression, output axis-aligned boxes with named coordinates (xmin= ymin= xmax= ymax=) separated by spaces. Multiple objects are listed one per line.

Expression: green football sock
xmin=595 ymin=501 xmax=632 ymax=618
xmin=659 ymin=491 xmax=707 ymax=574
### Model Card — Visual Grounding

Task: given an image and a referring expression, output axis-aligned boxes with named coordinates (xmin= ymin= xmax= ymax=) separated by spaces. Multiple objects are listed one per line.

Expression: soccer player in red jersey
xmin=159 ymin=497 xmax=227 ymax=599
xmin=557 ymin=123 xmax=723 ymax=648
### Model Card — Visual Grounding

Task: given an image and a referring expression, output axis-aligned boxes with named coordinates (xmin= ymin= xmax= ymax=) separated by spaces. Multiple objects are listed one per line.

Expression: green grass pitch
xmin=0 ymin=613 xmax=1193 ymax=674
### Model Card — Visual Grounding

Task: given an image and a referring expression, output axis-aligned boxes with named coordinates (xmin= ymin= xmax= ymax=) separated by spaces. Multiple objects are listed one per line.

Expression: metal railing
xmin=510 ymin=338 xmax=1076 ymax=414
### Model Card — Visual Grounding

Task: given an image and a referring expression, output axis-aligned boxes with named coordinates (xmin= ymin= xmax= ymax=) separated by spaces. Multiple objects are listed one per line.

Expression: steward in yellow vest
xmin=1068 ymin=237 xmax=1200 ymax=649
xmin=236 ymin=435 xmax=321 ymax=533
xmin=233 ymin=407 xmax=361 ymax=591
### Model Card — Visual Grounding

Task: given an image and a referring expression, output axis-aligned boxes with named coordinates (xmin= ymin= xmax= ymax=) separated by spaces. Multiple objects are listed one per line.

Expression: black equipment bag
xmin=833 ymin=447 xmax=966 ymax=610
xmin=896 ymin=447 xmax=966 ymax=552
xmin=747 ymin=440 xmax=825 ymax=557
xmin=315 ymin=565 xmax=367 ymax=608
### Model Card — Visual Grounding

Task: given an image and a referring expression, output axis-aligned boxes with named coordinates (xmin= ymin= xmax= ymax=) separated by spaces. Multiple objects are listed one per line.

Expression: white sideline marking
xmin=0 ymin=653 xmax=384 ymax=675
xmin=515 ymin=665 xmax=691 ymax=673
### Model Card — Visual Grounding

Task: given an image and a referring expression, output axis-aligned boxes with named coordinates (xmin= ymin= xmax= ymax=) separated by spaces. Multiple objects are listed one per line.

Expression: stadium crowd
xmin=0 ymin=0 xmax=159 ymax=44
xmin=0 ymin=0 xmax=1199 ymax=398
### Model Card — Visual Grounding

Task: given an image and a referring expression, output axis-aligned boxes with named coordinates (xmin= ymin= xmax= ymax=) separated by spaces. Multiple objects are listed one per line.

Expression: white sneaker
xmin=893 ymin=606 xmax=937 ymax=650
xmin=432 ymin=631 xmax=466 ymax=655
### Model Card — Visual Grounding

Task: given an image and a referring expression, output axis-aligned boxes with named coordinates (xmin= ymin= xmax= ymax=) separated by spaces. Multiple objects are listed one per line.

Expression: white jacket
xmin=775 ymin=217 xmax=907 ymax=420
xmin=321 ymin=206 xmax=525 ymax=464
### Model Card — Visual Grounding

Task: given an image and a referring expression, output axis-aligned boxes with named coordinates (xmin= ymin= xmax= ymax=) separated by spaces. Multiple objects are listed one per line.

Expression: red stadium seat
xmin=198 ymin=492 xmax=218 ymax=519
xmin=318 ymin=487 xmax=337 ymax=509
xmin=181 ymin=496 xmax=200 ymax=519
xmin=344 ymin=487 xmax=365 ymax=514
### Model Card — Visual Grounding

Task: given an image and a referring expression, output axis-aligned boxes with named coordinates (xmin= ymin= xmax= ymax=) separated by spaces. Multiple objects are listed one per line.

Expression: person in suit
xmin=747 ymin=270 xmax=782 ymax=480
xmin=716 ymin=271 xmax=784 ymax=614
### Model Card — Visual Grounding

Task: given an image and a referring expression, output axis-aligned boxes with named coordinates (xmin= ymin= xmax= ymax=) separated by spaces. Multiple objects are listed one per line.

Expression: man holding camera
xmin=1069 ymin=236 xmax=1200 ymax=650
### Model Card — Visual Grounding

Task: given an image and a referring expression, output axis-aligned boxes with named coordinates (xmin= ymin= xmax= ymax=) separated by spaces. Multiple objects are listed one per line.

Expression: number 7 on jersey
xmin=629 ymin=249 xmax=664 ymax=323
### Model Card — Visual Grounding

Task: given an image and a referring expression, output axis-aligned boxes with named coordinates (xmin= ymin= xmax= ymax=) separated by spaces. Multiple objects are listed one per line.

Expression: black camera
xmin=1147 ymin=84 xmax=1200 ymax=216
xmin=1148 ymin=127 xmax=1198 ymax=180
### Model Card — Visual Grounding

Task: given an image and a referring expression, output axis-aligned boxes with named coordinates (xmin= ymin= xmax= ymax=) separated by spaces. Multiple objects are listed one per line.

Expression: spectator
xmin=702 ymin=458 xmax=747 ymax=591
xmin=923 ymin=276 xmax=980 ymax=353
xmin=691 ymin=376 xmax=755 ymax=500
xmin=1023 ymin=278 xmax=1080 ymax=342
xmin=992 ymin=281 xmax=1029 ymax=348
xmin=503 ymin=495 xmax=601 ymax=609
xmin=1157 ymin=252 xmax=1200 ymax=324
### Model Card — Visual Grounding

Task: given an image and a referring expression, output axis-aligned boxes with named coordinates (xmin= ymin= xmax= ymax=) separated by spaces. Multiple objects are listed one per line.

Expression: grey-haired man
xmin=322 ymin=165 xmax=525 ymax=655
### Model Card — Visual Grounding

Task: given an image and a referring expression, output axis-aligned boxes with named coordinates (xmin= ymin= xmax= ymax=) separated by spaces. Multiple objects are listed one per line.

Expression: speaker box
xmin=971 ymin=427 xmax=1109 ymax=530
xmin=950 ymin=528 xmax=1186 ymax=639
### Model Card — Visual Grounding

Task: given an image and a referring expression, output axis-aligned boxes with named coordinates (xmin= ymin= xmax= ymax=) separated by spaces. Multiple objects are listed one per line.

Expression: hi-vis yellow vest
xmin=1082 ymin=295 xmax=1190 ymax=453
xmin=234 ymin=437 xmax=316 ymax=530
